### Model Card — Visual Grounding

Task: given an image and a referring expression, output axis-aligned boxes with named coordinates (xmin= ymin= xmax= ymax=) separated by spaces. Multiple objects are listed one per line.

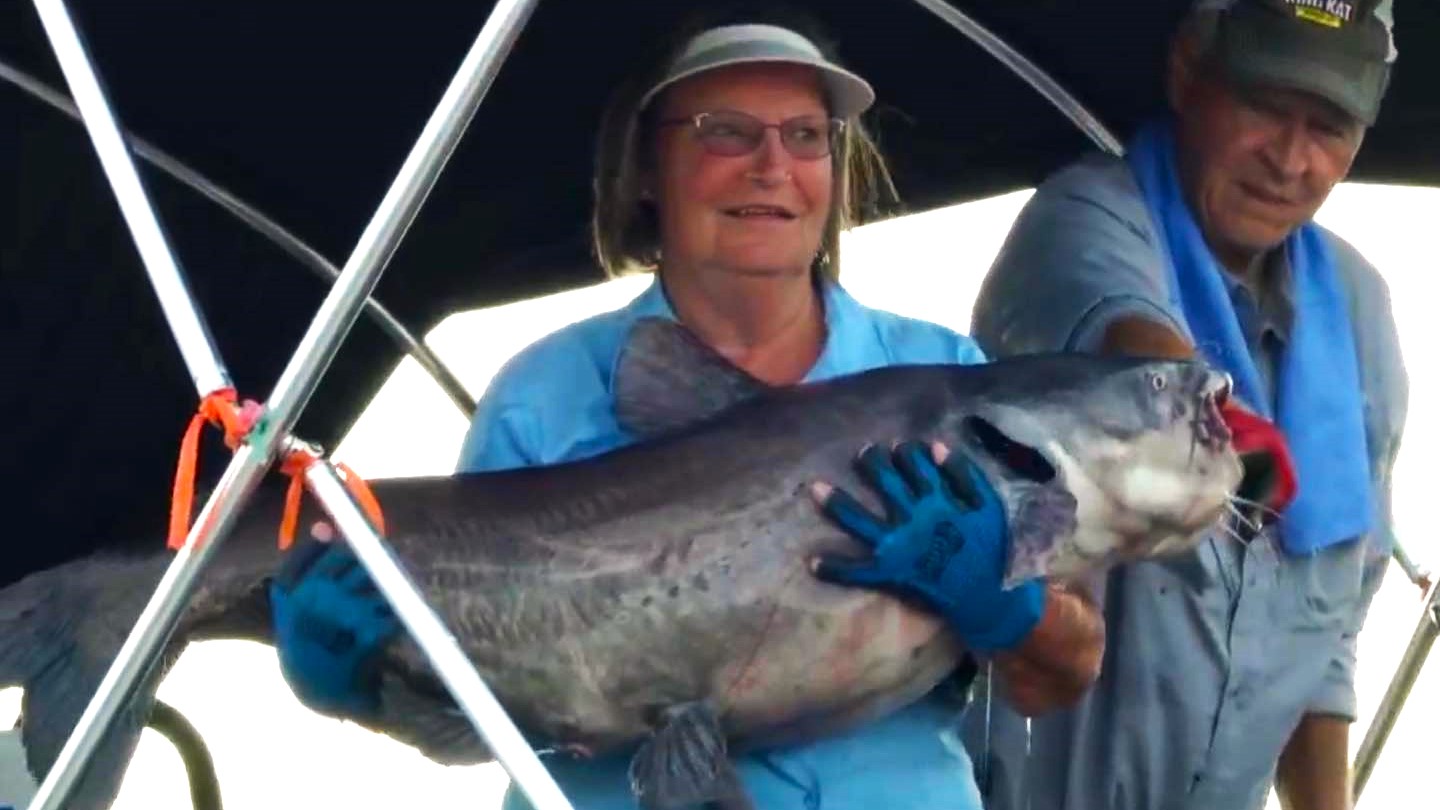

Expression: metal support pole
xmin=305 ymin=461 xmax=574 ymax=810
xmin=0 ymin=54 xmax=477 ymax=418
xmin=257 ymin=0 xmax=536 ymax=427
xmin=29 ymin=0 xmax=232 ymax=397
xmin=1352 ymin=579 xmax=1439 ymax=804
xmin=25 ymin=0 xmax=558 ymax=807
xmin=910 ymin=0 xmax=1126 ymax=156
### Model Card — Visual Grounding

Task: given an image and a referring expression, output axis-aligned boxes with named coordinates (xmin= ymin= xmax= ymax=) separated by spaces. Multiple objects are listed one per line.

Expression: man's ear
xmin=1166 ymin=34 xmax=1199 ymax=114
xmin=1165 ymin=14 xmax=1213 ymax=114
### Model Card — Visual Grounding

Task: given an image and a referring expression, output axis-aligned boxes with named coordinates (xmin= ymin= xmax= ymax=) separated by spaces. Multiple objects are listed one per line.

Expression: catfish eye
xmin=1148 ymin=372 xmax=1167 ymax=392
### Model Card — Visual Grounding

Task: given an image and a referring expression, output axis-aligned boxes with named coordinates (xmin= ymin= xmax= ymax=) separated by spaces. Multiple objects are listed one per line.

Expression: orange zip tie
xmin=276 ymin=448 xmax=387 ymax=551
xmin=167 ymin=388 xmax=263 ymax=550
xmin=167 ymin=389 xmax=387 ymax=552
xmin=335 ymin=461 xmax=388 ymax=538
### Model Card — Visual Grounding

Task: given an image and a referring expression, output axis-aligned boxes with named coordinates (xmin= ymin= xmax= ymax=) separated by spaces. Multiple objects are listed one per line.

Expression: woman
xmin=271 ymin=10 xmax=1104 ymax=810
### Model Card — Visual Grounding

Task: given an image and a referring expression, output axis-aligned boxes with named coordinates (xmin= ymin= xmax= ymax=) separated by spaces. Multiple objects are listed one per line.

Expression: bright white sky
xmin=2 ymin=182 xmax=1435 ymax=810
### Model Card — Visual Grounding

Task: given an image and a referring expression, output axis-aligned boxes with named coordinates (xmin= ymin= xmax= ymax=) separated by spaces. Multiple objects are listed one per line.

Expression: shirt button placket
xmin=1187 ymin=540 xmax=1269 ymax=809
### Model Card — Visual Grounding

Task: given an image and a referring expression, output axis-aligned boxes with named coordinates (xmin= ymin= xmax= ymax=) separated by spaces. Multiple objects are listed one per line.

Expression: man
xmin=966 ymin=1 xmax=1408 ymax=809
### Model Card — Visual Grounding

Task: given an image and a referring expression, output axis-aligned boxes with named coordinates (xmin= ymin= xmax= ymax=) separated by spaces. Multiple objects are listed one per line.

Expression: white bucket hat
xmin=637 ymin=23 xmax=875 ymax=118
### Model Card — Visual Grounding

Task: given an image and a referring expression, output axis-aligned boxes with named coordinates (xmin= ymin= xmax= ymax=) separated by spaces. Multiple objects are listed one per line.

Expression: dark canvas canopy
xmin=4 ymin=0 xmax=1438 ymax=588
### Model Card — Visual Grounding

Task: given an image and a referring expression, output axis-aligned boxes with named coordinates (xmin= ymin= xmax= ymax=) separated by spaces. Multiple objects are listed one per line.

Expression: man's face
xmin=1170 ymin=58 xmax=1366 ymax=267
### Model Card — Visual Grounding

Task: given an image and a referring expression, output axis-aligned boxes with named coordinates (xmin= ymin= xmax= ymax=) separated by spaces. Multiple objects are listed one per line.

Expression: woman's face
xmin=649 ymin=62 xmax=835 ymax=281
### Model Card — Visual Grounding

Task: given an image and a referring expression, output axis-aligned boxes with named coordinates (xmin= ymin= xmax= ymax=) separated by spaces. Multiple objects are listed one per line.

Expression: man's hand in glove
xmin=1219 ymin=400 xmax=1298 ymax=525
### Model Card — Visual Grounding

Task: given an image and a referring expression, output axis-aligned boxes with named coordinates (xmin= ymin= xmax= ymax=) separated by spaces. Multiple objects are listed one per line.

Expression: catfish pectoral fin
xmin=627 ymin=701 xmax=753 ymax=810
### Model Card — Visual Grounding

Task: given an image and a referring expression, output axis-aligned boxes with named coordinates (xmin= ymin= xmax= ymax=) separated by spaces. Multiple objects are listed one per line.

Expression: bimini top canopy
xmin=3 ymin=0 xmax=1437 ymax=586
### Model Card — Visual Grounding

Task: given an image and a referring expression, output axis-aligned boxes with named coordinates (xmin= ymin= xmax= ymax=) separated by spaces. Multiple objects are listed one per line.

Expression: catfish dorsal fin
xmin=614 ymin=317 xmax=769 ymax=439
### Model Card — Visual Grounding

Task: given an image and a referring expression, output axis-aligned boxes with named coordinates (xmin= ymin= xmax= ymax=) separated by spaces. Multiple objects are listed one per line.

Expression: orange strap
xmin=168 ymin=389 xmax=387 ymax=552
xmin=168 ymin=388 xmax=261 ymax=550
xmin=276 ymin=448 xmax=387 ymax=551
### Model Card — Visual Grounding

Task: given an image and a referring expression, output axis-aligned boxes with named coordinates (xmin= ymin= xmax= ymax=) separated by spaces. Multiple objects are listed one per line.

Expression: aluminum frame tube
xmin=26 ymin=0 xmax=546 ymax=806
xmin=1352 ymin=580 xmax=1439 ymax=804
xmin=909 ymin=0 xmax=1125 ymax=157
xmin=259 ymin=0 xmax=537 ymax=429
xmin=0 ymin=55 xmax=477 ymax=418
xmin=29 ymin=0 xmax=232 ymax=397
xmin=305 ymin=462 xmax=575 ymax=810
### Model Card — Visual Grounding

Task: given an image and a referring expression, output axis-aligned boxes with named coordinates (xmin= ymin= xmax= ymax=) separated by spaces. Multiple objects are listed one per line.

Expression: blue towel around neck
xmin=1123 ymin=117 xmax=1374 ymax=556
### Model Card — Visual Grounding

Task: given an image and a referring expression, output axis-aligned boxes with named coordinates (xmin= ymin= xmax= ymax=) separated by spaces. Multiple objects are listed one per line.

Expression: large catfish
xmin=0 ymin=317 xmax=1242 ymax=810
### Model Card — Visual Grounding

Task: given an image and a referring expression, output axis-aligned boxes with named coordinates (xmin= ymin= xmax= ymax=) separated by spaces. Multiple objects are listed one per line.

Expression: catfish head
xmin=611 ymin=318 xmax=1244 ymax=590
xmin=940 ymin=354 xmax=1245 ymax=588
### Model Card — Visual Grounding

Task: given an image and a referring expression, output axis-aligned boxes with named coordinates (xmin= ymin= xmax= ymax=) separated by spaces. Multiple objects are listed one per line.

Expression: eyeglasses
xmin=657 ymin=110 xmax=845 ymax=160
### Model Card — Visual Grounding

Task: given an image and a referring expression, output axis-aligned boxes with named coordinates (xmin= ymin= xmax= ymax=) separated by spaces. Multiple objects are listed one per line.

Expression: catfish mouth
xmin=1193 ymin=371 xmax=1234 ymax=453
xmin=963 ymin=415 xmax=1056 ymax=484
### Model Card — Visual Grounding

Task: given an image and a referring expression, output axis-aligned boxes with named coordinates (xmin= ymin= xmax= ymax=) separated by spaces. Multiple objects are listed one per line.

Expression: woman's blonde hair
xmin=591 ymin=7 xmax=900 ymax=281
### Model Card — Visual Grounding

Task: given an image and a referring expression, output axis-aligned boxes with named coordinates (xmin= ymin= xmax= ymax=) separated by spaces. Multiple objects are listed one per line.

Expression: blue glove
xmin=269 ymin=534 xmax=401 ymax=719
xmin=811 ymin=441 xmax=1046 ymax=652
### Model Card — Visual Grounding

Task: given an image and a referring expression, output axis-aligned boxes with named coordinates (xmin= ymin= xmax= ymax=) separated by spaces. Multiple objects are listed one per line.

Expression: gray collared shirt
xmin=964 ymin=151 xmax=1409 ymax=810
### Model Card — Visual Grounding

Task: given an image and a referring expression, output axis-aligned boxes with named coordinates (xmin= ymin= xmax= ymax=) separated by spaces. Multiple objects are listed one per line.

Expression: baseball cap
xmin=1193 ymin=0 xmax=1397 ymax=124
xmin=637 ymin=23 xmax=876 ymax=118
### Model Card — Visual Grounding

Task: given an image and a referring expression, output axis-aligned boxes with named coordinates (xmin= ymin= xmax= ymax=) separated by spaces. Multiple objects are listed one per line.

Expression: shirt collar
xmin=1221 ymin=248 xmax=1295 ymax=344
xmin=624 ymin=274 xmax=679 ymax=320
xmin=803 ymin=279 xmax=877 ymax=382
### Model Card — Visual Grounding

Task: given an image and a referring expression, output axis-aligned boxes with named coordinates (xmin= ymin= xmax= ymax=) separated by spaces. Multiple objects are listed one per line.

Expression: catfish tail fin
xmin=0 ymin=553 xmax=178 ymax=810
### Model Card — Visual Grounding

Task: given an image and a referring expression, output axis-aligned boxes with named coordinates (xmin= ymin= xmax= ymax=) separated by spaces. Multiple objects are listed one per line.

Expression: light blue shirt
xmin=966 ymin=151 xmax=1408 ymax=810
xmin=457 ymin=275 xmax=991 ymax=810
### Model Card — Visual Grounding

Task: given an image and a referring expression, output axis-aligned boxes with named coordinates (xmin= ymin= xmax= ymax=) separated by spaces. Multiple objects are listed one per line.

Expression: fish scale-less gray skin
xmin=0 ymin=318 xmax=1242 ymax=810
xmin=359 ymin=382 xmax=966 ymax=763
xmin=351 ymin=341 xmax=1240 ymax=766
